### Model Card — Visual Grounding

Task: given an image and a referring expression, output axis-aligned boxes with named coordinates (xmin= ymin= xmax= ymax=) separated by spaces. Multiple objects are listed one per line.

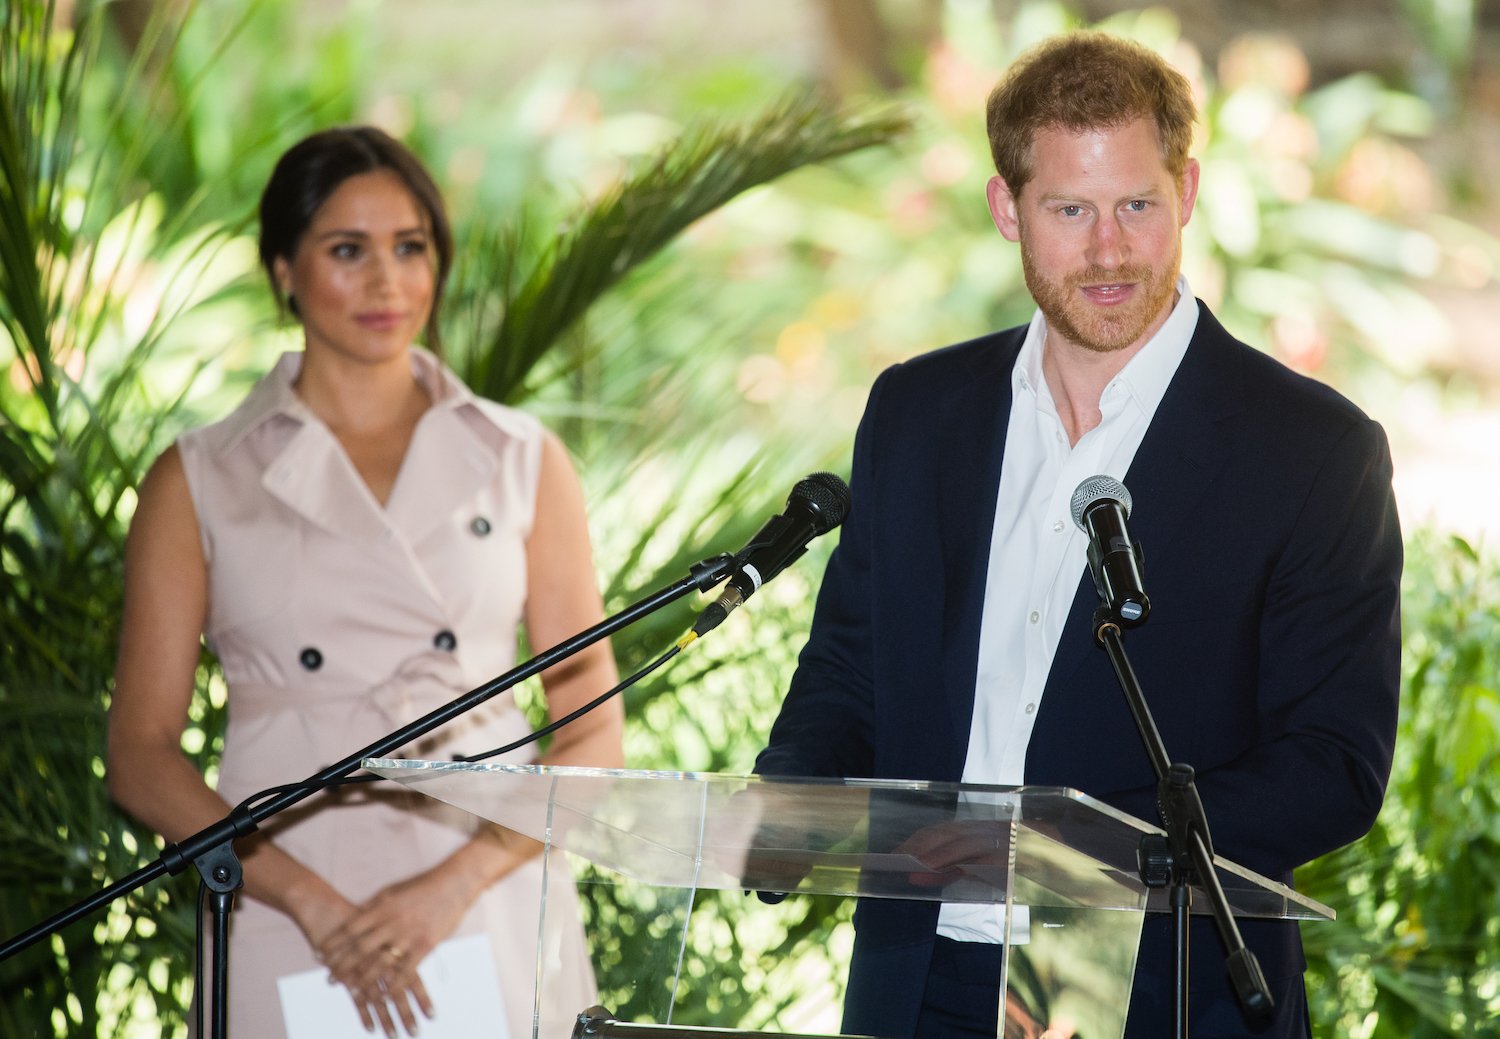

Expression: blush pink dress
xmin=176 ymin=347 xmax=596 ymax=1039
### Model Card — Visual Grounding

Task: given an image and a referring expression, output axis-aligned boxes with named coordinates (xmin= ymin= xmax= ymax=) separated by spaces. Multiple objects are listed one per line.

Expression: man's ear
xmin=985 ymin=175 xmax=1022 ymax=242
xmin=1177 ymin=157 xmax=1201 ymax=227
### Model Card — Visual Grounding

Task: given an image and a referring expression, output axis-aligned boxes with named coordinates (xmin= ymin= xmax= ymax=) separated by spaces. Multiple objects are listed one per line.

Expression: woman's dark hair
xmin=258 ymin=126 xmax=454 ymax=352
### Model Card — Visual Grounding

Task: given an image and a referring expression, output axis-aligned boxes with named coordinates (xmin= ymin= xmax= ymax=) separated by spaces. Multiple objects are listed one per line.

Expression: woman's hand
xmin=312 ymin=862 xmax=481 ymax=1037
xmin=281 ymin=870 xmax=443 ymax=1038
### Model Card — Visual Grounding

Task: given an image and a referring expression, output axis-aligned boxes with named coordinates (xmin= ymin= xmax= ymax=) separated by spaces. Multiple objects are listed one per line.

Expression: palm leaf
xmin=0 ymin=2 xmax=282 ymax=1035
xmin=453 ymin=92 xmax=913 ymax=403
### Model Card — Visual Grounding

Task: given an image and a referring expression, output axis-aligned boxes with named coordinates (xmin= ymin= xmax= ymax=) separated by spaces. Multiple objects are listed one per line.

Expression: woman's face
xmin=273 ymin=168 xmax=436 ymax=367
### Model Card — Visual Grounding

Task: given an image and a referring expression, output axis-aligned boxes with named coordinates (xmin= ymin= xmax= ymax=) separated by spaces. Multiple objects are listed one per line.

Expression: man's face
xmin=986 ymin=117 xmax=1199 ymax=358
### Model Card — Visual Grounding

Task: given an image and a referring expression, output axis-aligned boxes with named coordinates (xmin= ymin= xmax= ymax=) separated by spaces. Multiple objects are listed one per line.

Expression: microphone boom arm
xmin=0 ymin=552 xmax=737 ymax=1037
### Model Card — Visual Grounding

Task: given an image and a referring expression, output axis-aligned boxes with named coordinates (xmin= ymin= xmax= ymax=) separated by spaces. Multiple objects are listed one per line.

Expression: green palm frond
xmin=1 ymin=0 xmax=94 ymax=410
xmin=0 ymin=3 xmax=262 ymax=1035
xmin=455 ymin=92 xmax=914 ymax=403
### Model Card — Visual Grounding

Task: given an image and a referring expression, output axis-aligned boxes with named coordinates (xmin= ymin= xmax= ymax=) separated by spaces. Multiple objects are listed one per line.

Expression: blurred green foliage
xmin=2 ymin=0 xmax=1498 ymax=1037
xmin=1298 ymin=532 xmax=1500 ymax=1038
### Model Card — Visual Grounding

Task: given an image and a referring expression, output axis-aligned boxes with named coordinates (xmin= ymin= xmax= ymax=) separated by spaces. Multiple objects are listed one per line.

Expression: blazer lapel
xmin=1045 ymin=304 xmax=1245 ymax=693
xmin=936 ymin=332 xmax=1025 ymax=748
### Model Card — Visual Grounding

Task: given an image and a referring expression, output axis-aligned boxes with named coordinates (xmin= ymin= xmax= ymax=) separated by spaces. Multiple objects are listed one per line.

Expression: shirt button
xmin=470 ymin=516 xmax=492 ymax=537
xmin=1029 ymin=611 xmax=1040 ymax=624
xmin=298 ymin=647 xmax=323 ymax=671
xmin=1025 ymin=703 xmax=1036 ymax=715
xmin=433 ymin=629 xmax=458 ymax=652
xmin=1052 ymin=519 xmax=1065 ymax=533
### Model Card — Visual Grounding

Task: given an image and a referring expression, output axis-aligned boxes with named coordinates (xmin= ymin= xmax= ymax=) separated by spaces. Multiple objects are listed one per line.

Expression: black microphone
xmin=1070 ymin=475 xmax=1150 ymax=626
xmin=692 ymin=472 xmax=852 ymax=637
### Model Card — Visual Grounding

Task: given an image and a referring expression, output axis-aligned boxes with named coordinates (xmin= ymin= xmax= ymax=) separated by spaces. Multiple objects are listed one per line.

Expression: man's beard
xmin=1020 ymin=239 xmax=1181 ymax=355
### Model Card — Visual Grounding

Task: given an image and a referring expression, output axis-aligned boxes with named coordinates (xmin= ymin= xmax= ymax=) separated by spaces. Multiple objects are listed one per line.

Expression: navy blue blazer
xmin=756 ymin=304 xmax=1402 ymax=1037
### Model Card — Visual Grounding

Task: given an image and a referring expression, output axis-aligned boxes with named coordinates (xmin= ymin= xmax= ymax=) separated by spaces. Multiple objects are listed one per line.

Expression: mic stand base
xmin=574 ymin=1005 xmax=896 ymax=1039
xmin=1095 ymin=608 xmax=1275 ymax=1038
xmin=195 ymin=842 xmax=244 ymax=1039
xmin=1173 ymin=881 xmax=1190 ymax=1039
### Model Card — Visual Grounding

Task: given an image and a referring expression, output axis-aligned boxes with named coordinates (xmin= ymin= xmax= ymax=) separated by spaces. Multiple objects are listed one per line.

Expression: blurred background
xmin=329 ymin=0 xmax=1500 ymax=537
xmin=2 ymin=1 xmax=1498 ymax=1037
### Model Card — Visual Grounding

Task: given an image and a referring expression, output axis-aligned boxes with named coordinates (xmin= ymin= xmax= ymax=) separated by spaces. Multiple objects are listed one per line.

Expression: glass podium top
xmin=365 ymin=761 xmax=1332 ymax=922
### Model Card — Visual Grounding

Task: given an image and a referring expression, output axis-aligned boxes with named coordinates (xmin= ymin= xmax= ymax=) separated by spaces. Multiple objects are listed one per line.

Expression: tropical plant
xmin=0 ymin=2 xmax=911 ymax=1037
xmin=1298 ymin=533 xmax=1500 ymax=1039
xmin=440 ymin=86 xmax=912 ymax=1039
xmin=555 ymin=4 xmax=1500 ymax=1034
xmin=0 ymin=0 xmax=248 ymax=1034
xmin=5 ymin=0 xmax=1498 ymax=1037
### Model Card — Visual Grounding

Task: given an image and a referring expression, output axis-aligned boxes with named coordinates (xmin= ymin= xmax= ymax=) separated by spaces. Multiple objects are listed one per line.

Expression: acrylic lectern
xmin=365 ymin=762 xmax=1331 ymax=1039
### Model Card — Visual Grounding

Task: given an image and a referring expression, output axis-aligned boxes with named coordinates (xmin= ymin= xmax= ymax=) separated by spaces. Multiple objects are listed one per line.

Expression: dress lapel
xmin=384 ymin=406 xmax=498 ymax=546
xmin=261 ymin=420 xmax=390 ymax=545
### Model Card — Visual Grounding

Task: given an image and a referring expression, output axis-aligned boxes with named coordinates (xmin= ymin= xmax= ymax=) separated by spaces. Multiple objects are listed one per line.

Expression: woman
xmin=107 ymin=126 xmax=622 ymax=1039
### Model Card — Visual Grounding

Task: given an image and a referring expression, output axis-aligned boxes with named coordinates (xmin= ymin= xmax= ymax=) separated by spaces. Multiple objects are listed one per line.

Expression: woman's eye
xmin=397 ymin=239 xmax=429 ymax=257
xmin=330 ymin=242 xmax=360 ymax=259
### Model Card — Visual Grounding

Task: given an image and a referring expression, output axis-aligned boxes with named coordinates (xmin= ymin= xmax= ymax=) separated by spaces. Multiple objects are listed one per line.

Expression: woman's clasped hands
xmin=293 ymin=864 xmax=478 ymax=1038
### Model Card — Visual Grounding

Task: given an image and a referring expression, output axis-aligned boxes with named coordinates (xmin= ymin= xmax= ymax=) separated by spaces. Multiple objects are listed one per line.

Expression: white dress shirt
xmin=936 ymin=278 xmax=1199 ymax=944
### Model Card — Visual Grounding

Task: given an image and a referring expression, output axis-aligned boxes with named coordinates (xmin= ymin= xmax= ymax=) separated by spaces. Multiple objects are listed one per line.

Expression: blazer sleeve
xmin=1108 ymin=413 xmax=1403 ymax=878
xmin=754 ymin=370 xmax=891 ymax=780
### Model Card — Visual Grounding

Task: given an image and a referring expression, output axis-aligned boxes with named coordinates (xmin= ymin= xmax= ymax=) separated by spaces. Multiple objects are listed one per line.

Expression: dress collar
xmin=209 ymin=345 xmax=532 ymax=458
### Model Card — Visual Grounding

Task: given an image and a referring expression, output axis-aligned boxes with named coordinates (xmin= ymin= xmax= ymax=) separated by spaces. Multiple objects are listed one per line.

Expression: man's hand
xmin=893 ymin=819 xmax=1010 ymax=888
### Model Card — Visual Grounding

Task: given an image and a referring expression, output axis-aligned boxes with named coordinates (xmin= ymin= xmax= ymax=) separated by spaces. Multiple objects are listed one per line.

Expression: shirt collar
xmin=1011 ymin=276 xmax=1199 ymax=417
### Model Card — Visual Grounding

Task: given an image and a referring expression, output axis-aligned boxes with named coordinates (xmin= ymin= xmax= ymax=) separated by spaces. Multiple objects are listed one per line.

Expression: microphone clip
xmin=1087 ymin=536 xmax=1148 ymax=627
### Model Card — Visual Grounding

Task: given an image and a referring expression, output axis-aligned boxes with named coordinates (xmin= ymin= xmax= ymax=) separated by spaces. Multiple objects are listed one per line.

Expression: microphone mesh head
xmin=1070 ymin=474 xmax=1132 ymax=529
xmin=791 ymin=472 xmax=853 ymax=534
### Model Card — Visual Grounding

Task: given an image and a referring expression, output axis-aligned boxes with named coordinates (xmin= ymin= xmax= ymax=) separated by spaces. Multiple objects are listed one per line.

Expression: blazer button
xmin=433 ymin=629 xmax=458 ymax=652
xmin=299 ymin=647 xmax=323 ymax=671
xmin=470 ymin=516 xmax=492 ymax=537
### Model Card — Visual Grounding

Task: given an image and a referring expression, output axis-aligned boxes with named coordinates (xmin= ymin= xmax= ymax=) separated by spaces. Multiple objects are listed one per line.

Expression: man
xmin=755 ymin=32 xmax=1402 ymax=1039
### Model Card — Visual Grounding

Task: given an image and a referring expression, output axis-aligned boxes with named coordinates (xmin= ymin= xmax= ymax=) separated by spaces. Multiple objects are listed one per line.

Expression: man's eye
xmin=1126 ymin=200 xmax=1149 ymax=212
xmin=1060 ymin=205 xmax=1083 ymax=218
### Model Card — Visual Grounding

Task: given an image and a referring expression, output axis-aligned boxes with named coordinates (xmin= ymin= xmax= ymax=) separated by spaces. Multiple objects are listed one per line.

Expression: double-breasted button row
xmin=298 ymin=630 xmax=458 ymax=670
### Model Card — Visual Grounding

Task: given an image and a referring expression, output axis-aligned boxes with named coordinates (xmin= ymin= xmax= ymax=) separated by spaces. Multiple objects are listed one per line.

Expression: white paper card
xmin=278 ymin=933 xmax=512 ymax=1039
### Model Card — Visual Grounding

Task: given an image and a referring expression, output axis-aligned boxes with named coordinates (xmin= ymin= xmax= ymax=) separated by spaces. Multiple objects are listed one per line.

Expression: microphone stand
xmin=0 ymin=553 xmax=735 ymax=1039
xmin=573 ymin=1004 xmax=897 ymax=1039
xmin=1090 ymin=602 xmax=1274 ymax=1038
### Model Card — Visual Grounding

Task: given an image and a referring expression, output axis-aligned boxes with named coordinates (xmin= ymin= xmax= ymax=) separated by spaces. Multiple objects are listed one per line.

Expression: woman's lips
xmin=356 ymin=311 xmax=405 ymax=331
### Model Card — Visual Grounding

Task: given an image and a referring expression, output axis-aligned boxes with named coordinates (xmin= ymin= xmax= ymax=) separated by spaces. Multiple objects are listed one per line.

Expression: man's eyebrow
xmin=1036 ymin=185 xmax=1166 ymax=204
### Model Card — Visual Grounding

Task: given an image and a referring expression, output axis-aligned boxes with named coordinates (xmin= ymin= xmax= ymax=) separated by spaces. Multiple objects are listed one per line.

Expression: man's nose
xmin=1088 ymin=215 xmax=1126 ymax=269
